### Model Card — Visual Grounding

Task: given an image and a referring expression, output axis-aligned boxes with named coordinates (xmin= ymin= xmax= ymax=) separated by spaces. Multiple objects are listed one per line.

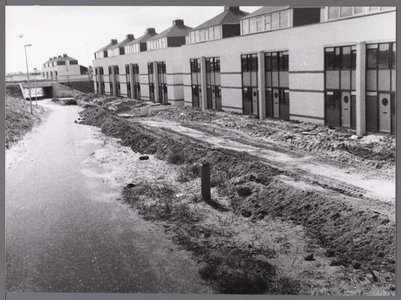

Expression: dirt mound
xmin=229 ymin=179 xmax=395 ymax=273
xmin=5 ymin=95 xmax=48 ymax=149
xmin=79 ymin=106 xmax=395 ymax=279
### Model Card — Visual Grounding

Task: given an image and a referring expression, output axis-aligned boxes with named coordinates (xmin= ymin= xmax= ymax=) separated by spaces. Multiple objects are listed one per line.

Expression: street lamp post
xmin=24 ymin=44 xmax=33 ymax=114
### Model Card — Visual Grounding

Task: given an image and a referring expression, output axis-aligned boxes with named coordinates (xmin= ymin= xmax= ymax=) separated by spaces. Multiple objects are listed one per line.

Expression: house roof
xmin=148 ymin=20 xmax=192 ymax=40
xmin=43 ymin=54 xmax=78 ymax=64
xmin=125 ymin=28 xmax=158 ymax=46
xmin=109 ymin=34 xmax=135 ymax=49
xmin=191 ymin=6 xmax=249 ymax=31
xmin=241 ymin=6 xmax=290 ymax=19
xmin=95 ymin=39 xmax=118 ymax=53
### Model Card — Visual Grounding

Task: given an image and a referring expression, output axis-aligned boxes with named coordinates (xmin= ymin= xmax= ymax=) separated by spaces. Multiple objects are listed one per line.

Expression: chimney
xmin=53 ymin=57 xmax=57 ymax=59
xmin=173 ymin=19 xmax=184 ymax=26
xmin=63 ymin=54 xmax=67 ymax=57
xmin=146 ymin=28 xmax=156 ymax=34
xmin=111 ymin=39 xmax=118 ymax=45
xmin=49 ymin=57 xmax=52 ymax=60
xmin=126 ymin=34 xmax=134 ymax=40
xmin=224 ymin=6 xmax=240 ymax=11
xmin=58 ymin=55 xmax=61 ymax=58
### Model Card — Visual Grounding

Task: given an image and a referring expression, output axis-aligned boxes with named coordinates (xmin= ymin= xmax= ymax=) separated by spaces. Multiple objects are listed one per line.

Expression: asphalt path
xmin=5 ymin=100 xmax=210 ymax=294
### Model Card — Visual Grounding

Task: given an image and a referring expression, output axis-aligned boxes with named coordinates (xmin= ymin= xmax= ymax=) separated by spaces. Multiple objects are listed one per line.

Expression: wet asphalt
xmin=5 ymin=101 xmax=210 ymax=294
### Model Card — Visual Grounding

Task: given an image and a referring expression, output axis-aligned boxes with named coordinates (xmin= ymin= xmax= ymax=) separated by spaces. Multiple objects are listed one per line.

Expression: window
xmin=242 ymin=19 xmax=250 ymax=34
xmin=214 ymin=26 xmax=221 ymax=39
xmin=264 ymin=14 xmax=271 ymax=31
xmin=341 ymin=47 xmax=351 ymax=69
xmin=354 ymin=7 xmax=363 ymax=14
xmin=340 ymin=6 xmax=352 ymax=17
xmin=368 ymin=7 xmax=380 ymax=12
xmin=328 ymin=6 xmax=340 ymax=20
xmin=367 ymin=47 xmax=378 ymax=69
xmin=334 ymin=48 xmax=341 ymax=70
xmin=279 ymin=10 xmax=289 ymax=28
xmin=272 ymin=12 xmax=279 ymax=29
xmin=265 ymin=54 xmax=272 ymax=71
xmin=272 ymin=53 xmax=278 ymax=71
xmin=351 ymin=49 xmax=357 ymax=70
xmin=209 ymin=27 xmax=214 ymax=40
xmin=282 ymin=52 xmax=289 ymax=71
xmin=378 ymin=43 xmax=390 ymax=69
xmin=256 ymin=17 xmax=263 ymax=32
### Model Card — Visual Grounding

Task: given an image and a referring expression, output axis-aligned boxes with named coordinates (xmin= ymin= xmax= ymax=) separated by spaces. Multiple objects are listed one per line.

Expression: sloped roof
xmin=43 ymin=54 xmax=78 ymax=64
xmin=109 ymin=34 xmax=135 ymax=49
xmin=241 ymin=6 xmax=290 ymax=19
xmin=126 ymin=29 xmax=158 ymax=46
xmin=148 ymin=20 xmax=192 ymax=40
xmin=95 ymin=39 xmax=118 ymax=53
xmin=191 ymin=6 xmax=249 ymax=31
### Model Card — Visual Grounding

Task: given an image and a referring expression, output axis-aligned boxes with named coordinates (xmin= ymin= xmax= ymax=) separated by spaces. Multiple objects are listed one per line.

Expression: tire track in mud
xmin=138 ymin=119 xmax=394 ymax=204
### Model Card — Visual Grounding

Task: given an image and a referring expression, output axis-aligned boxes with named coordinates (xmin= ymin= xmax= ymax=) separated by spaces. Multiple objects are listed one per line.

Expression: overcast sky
xmin=5 ymin=6 xmax=261 ymax=74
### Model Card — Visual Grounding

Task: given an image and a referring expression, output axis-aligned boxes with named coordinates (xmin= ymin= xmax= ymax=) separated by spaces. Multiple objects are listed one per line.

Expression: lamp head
xmin=25 ymin=44 xmax=32 ymax=47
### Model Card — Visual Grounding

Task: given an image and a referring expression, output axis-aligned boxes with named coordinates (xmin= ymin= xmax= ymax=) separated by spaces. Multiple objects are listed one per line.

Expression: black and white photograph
xmin=4 ymin=4 xmax=396 ymax=297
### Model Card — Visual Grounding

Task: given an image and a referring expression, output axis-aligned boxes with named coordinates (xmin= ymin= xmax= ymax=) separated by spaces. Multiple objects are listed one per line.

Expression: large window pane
xmin=341 ymin=47 xmax=351 ymax=70
xmin=241 ymin=55 xmax=248 ymax=72
xmin=272 ymin=12 xmax=279 ymax=29
xmin=215 ymin=58 xmax=220 ymax=73
xmin=251 ymin=54 xmax=258 ymax=72
xmin=328 ymin=7 xmax=340 ymax=20
xmin=378 ymin=43 xmax=390 ymax=69
xmin=282 ymin=53 xmax=289 ymax=71
xmin=367 ymin=48 xmax=378 ymax=69
xmin=325 ymin=49 xmax=335 ymax=70
xmin=351 ymin=49 xmax=357 ymax=70
xmin=334 ymin=48 xmax=341 ymax=70
xmin=272 ymin=53 xmax=278 ymax=71
xmin=340 ymin=6 xmax=352 ymax=17
xmin=354 ymin=7 xmax=363 ymax=14
xmin=265 ymin=54 xmax=272 ymax=71
xmin=279 ymin=10 xmax=289 ymax=28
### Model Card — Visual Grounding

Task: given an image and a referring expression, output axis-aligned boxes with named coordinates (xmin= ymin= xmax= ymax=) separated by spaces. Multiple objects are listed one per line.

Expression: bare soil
xmin=77 ymin=95 xmax=395 ymax=295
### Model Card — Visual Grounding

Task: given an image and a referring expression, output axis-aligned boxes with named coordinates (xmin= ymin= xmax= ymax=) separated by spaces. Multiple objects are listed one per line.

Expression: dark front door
xmin=192 ymin=85 xmax=200 ymax=108
xmin=243 ymin=88 xmax=252 ymax=115
xmin=325 ymin=91 xmax=341 ymax=127
xmin=215 ymin=87 xmax=222 ymax=111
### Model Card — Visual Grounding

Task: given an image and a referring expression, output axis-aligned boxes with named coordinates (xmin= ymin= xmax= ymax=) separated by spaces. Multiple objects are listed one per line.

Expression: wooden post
xmin=201 ymin=163 xmax=211 ymax=200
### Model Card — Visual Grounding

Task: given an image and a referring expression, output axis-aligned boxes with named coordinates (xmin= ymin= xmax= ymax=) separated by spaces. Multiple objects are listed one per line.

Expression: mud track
xmin=79 ymin=106 xmax=395 ymax=294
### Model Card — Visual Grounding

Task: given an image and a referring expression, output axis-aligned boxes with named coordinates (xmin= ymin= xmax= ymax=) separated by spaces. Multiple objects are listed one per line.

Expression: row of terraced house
xmin=92 ymin=6 xmax=396 ymax=135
